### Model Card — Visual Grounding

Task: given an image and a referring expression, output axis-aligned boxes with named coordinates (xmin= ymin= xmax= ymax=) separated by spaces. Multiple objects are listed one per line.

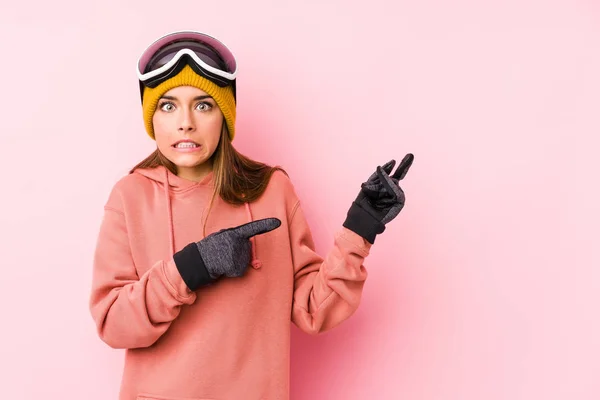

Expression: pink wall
xmin=0 ymin=0 xmax=598 ymax=398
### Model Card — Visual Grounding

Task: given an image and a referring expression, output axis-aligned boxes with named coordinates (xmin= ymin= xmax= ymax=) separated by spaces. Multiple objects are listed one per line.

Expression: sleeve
xmin=289 ymin=200 xmax=371 ymax=335
xmin=88 ymin=185 xmax=197 ymax=349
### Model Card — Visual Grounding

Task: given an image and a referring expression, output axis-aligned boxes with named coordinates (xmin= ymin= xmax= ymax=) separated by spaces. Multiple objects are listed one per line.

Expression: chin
xmin=171 ymin=157 xmax=206 ymax=169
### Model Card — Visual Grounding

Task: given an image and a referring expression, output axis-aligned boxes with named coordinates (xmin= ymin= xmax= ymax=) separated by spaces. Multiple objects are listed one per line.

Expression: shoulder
xmin=269 ymin=169 xmax=300 ymax=199
xmin=103 ymin=172 xmax=153 ymax=213
xmin=260 ymin=168 xmax=301 ymax=219
xmin=268 ymin=169 xmax=293 ymax=191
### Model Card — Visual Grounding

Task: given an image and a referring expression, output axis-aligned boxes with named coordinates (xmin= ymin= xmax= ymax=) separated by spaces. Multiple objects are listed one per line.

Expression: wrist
xmin=173 ymin=242 xmax=215 ymax=291
xmin=342 ymin=201 xmax=385 ymax=245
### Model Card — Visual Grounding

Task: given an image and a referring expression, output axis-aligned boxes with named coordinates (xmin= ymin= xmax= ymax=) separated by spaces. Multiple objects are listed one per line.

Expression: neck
xmin=177 ymin=162 xmax=214 ymax=182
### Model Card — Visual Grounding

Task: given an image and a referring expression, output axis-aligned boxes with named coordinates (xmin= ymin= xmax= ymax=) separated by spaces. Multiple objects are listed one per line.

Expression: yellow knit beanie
xmin=142 ymin=64 xmax=236 ymax=141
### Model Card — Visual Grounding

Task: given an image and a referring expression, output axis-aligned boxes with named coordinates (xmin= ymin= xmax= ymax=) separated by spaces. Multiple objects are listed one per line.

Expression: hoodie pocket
xmin=137 ymin=394 xmax=217 ymax=400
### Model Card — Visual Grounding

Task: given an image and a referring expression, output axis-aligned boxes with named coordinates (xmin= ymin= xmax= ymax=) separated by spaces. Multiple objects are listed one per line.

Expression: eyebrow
xmin=159 ymin=95 xmax=213 ymax=101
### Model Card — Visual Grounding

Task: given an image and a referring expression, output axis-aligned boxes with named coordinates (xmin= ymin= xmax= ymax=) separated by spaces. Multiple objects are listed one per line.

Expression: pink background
xmin=0 ymin=0 xmax=598 ymax=398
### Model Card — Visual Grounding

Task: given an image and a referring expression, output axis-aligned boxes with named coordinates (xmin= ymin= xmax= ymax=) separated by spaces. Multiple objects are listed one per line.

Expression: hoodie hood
xmin=133 ymin=165 xmax=263 ymax=269
xmin=134 ymin=164 xmax=214 ymax=190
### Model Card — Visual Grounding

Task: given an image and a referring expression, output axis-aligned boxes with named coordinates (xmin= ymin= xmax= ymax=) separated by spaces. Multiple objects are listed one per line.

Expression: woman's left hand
xmin=342 ymin=153 xmax=414 ymax=244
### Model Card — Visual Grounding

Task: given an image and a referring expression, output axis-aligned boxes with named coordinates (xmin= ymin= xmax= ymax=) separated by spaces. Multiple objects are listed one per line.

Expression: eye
xmin=159 ymin=101 xmax=175 ymax=112
xmin=196 ymin=102 xmax=213 ymax=111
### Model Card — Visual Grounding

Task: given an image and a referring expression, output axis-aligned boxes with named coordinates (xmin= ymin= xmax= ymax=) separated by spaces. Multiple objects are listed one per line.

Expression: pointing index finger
xmin=234 ymin=217 xmax=282 ymax=239
xmin=392 ymin=153 xmax=414 ymax=180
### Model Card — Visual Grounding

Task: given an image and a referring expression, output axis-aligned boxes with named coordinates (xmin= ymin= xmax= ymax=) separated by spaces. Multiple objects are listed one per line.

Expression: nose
xmin=178 ymin=108 xmax=195 ymax=132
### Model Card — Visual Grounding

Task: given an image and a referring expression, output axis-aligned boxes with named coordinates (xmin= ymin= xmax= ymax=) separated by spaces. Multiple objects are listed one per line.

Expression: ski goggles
xmin=137 ymin=31 xmax=237 ymax=99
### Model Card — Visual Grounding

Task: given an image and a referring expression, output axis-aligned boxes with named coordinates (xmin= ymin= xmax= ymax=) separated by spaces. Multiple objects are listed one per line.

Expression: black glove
xmin=343 ymin=154 xmax=414 ymax=244
xmin=174 ymin=218 xmax=281 ymax=291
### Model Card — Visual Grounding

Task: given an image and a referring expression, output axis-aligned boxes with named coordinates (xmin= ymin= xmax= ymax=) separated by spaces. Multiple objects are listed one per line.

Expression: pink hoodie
xmin=89 ymin=165 xmax=371 ymax=399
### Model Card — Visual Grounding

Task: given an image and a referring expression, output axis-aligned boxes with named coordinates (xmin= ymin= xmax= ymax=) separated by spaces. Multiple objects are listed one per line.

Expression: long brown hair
xmin=130 ymin=122 xmax=287 ymax=236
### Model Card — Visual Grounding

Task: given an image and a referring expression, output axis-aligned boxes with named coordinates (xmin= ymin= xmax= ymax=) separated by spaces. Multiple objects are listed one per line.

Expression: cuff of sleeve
xmin=339 ymin=227 xmax=373 ymax=255
xmin=162 ymin=258 xmax=196 ymax=302
xmin=173 ymin=242 xmax=214 ymax=291
xmin=342 ymin=202 xmax=385 ymax=245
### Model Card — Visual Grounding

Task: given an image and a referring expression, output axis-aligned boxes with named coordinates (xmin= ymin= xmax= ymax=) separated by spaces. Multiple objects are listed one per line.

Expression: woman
xmin=89 ymin=30 xmax=414 ymax=400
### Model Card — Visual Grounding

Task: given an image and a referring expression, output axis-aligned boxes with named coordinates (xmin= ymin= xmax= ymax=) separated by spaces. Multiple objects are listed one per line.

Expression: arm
xmin=88 ymin=189 xmax=197 ymax=349
xmin=288 ymin=154 xmax=414 ymax=334
xmin=290 ymin=200 xmax=371 ymax=335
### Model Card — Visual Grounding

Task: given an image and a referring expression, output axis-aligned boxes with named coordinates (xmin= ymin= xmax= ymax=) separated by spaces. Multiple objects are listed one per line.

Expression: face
xmin=153 ymin=85 xmax=224 ymax=181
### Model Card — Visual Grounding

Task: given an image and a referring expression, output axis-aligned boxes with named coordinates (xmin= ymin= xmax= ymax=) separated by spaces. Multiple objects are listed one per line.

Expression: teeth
xmin=175 ymin=142 xmax=199 ymax=148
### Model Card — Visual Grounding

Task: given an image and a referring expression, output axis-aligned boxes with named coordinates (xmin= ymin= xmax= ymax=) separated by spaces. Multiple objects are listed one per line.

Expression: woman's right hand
xmin=197 ymin=218 xmax=281 ymax=279
xmin=173 ymin=217 xmax=282 ymax=291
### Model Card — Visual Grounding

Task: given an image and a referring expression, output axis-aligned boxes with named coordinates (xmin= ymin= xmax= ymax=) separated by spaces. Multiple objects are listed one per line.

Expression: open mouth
xmin=173 ymin=142 xmax=200 ymax=149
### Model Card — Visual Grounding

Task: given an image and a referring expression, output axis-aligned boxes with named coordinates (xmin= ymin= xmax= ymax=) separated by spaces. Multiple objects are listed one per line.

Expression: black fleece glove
xmin=173 ymin=218 xmax=281 ymax=291
xmin=343 ymin=154 xmax=414 ymax=244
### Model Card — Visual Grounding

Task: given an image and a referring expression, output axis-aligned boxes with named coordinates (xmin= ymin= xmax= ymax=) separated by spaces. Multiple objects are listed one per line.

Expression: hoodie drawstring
xmin=164 ymin=167 xmax=175 ymax=256
xmin=245 ymin=202 xmax=262 ymax=269
xmin=163 ymin=166 xmax=262 ymax=269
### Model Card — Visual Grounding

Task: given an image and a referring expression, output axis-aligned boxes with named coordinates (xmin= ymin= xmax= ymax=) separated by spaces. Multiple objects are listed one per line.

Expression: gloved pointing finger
xmin=391 ymin=153 xmax=414 ymax=180
xmin=234 ymin=218 xmax=282 ymax=239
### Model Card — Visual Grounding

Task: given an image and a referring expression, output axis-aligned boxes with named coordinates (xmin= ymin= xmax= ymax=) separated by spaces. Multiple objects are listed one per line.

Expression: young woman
xmin=89 ymin=30 xmax=414 ymax=400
